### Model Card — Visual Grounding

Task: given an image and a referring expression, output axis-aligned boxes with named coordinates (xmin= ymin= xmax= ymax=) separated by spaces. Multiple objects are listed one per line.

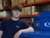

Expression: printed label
xmin=44 ymin=22 xmax=50 ymax=27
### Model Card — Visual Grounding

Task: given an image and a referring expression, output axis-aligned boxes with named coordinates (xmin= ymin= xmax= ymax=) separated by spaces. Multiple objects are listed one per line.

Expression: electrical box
xmin=40 ymin=12 xmax=50 ymax=32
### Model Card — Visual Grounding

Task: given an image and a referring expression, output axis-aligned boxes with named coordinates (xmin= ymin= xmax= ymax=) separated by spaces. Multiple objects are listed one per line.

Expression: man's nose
xmin=16 ymin=11 xmax=18 ymax=14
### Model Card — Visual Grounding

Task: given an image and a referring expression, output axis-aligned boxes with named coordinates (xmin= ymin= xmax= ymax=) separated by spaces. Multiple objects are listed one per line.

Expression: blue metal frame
xmin=30 ymin=5 xmax=34 ymax=27
xmin=11 ymin=9 xmax=12 ymax=16
xmin=33 ymin=16 xmax=40 ymax=31
xmin=19 ymin=12 xmax=50 ymax=38
xmin=19 ymin=31 xmax=50 ymax=38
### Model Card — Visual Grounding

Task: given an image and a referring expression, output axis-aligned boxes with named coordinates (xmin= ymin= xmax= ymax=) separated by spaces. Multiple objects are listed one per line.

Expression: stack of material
xmin=21 ymin=7 xmax=31 ymax=15
xmin=0 ymin=11 xmax=3 ymax=17
xmin=25 ymin=7 xmax=31 ymax=15
xmin=20 ymin=8 xmax=25 ymax=16
xmin=0 ymin=10 xmax=11 ymax=17
xmin=18 ymin=0 xmax=27 ymax=5
xmin=12 ymin=0 xmax=18 ymax=7
xmin=0 ymin=0 xmax=3 ymax=9
xmin=35 ymin=0 xmax=43 ymax=2
xmin=3 ymin=11 xmax=11 ymax=17
xmin=27 ymin=0 xmax=34 ymax=4
xmin=2 ymin=0 xmax=11 ymax=8
xmin=32 ymin=6 xmax=42 ymax=15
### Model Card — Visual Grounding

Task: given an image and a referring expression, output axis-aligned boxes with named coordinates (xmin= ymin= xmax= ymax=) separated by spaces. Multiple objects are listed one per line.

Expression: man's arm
xmin=14 ymin=27 xmax=34 ymax=38
xmin=20 ymin=27 xmax=34 ymax=33
xmin=0 ymin=30 xmax=3 ymax=38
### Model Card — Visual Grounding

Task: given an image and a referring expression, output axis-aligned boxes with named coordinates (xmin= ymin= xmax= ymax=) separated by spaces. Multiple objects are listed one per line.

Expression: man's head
xmin=12 ymin=5 xmax=22 ymax=18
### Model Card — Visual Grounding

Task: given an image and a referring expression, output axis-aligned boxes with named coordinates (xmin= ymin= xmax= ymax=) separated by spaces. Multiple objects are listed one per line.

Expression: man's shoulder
xmin=19 ymin=20 xmax=26 ymax=24
xmin=19 ymin=20 xmax=25 ymax=22
xmin=2 ymin=18 xmax=11 ymax=22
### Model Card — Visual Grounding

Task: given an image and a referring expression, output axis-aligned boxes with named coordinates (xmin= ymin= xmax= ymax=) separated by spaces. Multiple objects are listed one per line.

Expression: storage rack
xmin=0 ymin=0 xmax=50 ymax=26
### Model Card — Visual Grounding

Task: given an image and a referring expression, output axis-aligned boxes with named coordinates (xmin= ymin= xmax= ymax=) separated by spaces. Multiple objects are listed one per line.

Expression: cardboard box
xmin=0 ymin=0 xmax=3 ymax=9
xmin=39 ymin=0 xmax=43 ymax=1
xmin=0 ymin=11 xmax=3 ymax=17
xmin=20 ymin=8 xmax=25 ymax=15
xmin=18 ymin=0 xmax=21 ymax=4
xmin=27 ymin=0 xmax=34 ymax=4
xmin=0 ymin=0 xmax=2 ymax=5
xmin=34 ymin=6 xmax=41 ymax=12
xmin=12 ymin=0 xmax=18 ymax=7
xmin=2 ymin=0 xmax=11 ymax=7
xmin=32 ymin=12 xmax=39 ymax=15
xmin=32 ymin=6 xmax=42 ymax=15
xmin=22 ymin=0 xmax=26 ymax=4
xmin=35 ymin=0 xmax=43 ymax=2
xmin=25 ymin=7 xmax=30 ymax=15
xmin=2 ymin=0 xmax=8 ymax=7
xmin=35 ymin=0 xmax=39 ymax=2
xmin=0 ymin=11 xmax=11 ymax=17
xmin=3 ymin=11 xmax=11 ymax=17
xmin=32 ymin=6 xmax=42 ymax=12
xmin=19 ymin=0 xmax=26 ymax=4
xmin=0 ymin=7 xmax=3 ymax=9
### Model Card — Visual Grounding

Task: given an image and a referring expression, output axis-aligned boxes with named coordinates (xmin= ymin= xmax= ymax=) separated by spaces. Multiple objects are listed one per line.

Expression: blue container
xmin=33 ymin=16 xmax=40 ymax=31
xmin=40 ymin=12 xmax=50 ymax=32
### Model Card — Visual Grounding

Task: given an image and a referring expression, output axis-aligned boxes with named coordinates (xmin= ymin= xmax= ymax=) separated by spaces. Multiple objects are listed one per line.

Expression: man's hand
xmin=14 ymin=27 xmax=34 ymax=38
xmin=0 ymin=30 xmax=3 ymax=38
xmin=14 ymin=30 xmax=22 ymax=38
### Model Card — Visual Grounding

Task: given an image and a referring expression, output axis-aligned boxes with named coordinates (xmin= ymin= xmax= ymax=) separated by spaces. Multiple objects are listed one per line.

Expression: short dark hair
xmin=12 ymin=4 xmax=22 ymax=12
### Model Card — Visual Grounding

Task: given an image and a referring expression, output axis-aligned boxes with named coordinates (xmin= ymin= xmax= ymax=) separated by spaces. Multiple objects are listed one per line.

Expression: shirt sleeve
xmin=24 ymin=22 xmax=30 ymax=29
xmin=0 ymin=20 xmax=5 ymax=31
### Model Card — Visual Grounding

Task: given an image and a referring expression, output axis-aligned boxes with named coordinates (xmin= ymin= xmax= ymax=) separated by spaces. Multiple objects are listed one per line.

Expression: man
xmin=0 ymin=5 xmax=34 ymax=38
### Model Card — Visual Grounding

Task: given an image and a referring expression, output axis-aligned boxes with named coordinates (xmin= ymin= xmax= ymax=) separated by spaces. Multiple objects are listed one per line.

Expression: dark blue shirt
xmin=0 ymin=18 xmax=30 ymax=38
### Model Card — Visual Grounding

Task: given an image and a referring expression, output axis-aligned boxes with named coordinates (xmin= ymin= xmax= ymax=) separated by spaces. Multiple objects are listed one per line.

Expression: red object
xmin=0 ymin=17 xmax=12 ymax=19
xmin=20 ymin=14 xmax=39 ymax=18
xmin=31 ymin=22 xmax=33 ymax=24
xmin=24 ymin=20 xmax=31 ymax=22
xmin=0 ymin=7 xmax=12 ymax=11
xmin=40 ymin=3 xmax=50 ymax=6
xmin=0 ymin=0 xmax=50 ymax=11
xmin=22 ymin=0 xmax=50 ymax=7
xmin=0 ymin=14 xmax=39 ymax=19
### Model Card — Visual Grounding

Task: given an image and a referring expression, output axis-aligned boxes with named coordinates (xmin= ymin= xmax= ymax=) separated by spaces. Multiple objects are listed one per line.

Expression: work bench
xmin=19 ymin=31 xmax=50 ymax=38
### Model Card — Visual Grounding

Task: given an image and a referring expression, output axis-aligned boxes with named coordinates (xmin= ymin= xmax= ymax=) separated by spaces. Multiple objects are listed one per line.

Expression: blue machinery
xmin=19 ymin=31 xmax=50 ymax=38
xmin=19 ymin=12 xmax=50 ymax=38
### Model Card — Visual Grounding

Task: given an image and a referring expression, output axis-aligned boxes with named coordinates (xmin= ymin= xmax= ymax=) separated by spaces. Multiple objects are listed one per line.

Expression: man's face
xmin=12 ymin=10 xmax=22 ymax=18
